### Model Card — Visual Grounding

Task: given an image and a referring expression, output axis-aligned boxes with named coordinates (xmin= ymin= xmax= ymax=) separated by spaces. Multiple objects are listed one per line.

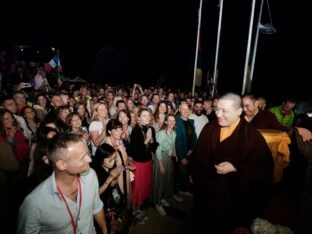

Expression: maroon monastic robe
xmin=249 ymin=110 xmax=282 ymax=130
xmin=189 ymin=118 xmax=273 ymax=233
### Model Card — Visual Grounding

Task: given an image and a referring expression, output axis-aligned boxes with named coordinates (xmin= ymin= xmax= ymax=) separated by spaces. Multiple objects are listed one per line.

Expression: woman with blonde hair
xmin=89 ymin=102 xmax=110 ymax=155
xmin=128 ymin=107 xmax=158 ymax=222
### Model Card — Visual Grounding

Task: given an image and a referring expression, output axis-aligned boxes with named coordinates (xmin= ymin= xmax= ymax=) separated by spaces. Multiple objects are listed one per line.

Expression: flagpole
xmin=192 ymin=0 xmax=203 ymax=96
xmin=56 ymin=49 xmax=62 ymax=87
xmin=212 ymin=0 xmax=224 ymax=98
xmin=248 ymin=0 xmax=264 ymax=93
xmin=242 ymin=0 xmax=256 ymax=95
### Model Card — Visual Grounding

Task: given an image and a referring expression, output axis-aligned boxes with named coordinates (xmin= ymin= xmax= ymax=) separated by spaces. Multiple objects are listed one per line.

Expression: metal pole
xmin=242 ymin=0 xmax=256 ymax=95
xmin=247 ymin=0 xmax=264 ymax=93
xmin=192 ymin=0 xmax=203 ymax=96
xmin=212 ymin=0 xmax=224 ymax=98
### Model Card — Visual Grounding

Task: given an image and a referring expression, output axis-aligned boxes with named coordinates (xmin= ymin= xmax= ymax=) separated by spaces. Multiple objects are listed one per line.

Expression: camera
xmin=81 ymin=127 xmax=88 ymax=133
xmin=23 ymin=83 xmax=32 ymax=88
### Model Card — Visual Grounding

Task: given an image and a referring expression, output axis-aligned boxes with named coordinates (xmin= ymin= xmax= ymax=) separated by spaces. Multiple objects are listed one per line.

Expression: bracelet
xmin=7 ymin=138 xmax=16 ymax=146
xmin=7 ymin=138 xmax=14 ymax=143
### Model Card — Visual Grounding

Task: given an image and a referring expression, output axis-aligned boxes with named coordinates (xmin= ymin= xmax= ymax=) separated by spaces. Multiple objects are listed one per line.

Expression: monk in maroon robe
xmin=189 ymin=93 xmax=273 ymax=234
xmin=242 ymin=94 xmax=282 ymax=130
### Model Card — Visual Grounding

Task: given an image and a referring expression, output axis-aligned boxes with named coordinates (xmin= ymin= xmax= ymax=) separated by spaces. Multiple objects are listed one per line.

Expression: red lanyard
xmin=57 ymin=176 xmax=82 ymax=234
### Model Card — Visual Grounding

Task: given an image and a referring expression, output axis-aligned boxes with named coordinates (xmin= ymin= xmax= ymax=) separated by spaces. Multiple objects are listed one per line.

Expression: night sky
xmin=2 ymin=0 xmax=311 ymax=101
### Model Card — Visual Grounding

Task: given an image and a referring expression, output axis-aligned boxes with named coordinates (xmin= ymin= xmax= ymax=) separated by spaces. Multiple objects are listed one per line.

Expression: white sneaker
xmin=161 ymin=198 xmax=170 ymax=207
xmin=179 ymin=191 xmax=193 ymax=197
xmin=173 ymin=194 xmax=184 ymax=202
xmin=155 ymin=204 xmax=167 ymax=216
xmin=183 ymin=191 xmax=193 ymax=197
xmin=138 ymin=210 xmax=148 ymax=221
xmin=133 ymin=211 xmax=146 ymax=224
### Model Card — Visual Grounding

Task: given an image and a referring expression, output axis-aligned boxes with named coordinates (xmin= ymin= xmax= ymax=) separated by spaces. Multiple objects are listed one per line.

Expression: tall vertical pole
xmin=212 ymin=0 xmax=224 ymax=98
xmin=56 ymin=49 xmax=62 ymax=87
xmin=242 ymin=0 xmax=256 ymax=95
xmin=248 ymin=0 xmax=264 ymax=93
xmin=192 ymin=0 xmax=203 ymax=96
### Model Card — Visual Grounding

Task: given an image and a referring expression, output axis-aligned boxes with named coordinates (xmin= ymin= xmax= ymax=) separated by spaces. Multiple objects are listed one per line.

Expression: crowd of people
xmin=0 ymin=72 xmax=219 ymax=233
xmin=1 ymin=51 xmax=312 ymax=234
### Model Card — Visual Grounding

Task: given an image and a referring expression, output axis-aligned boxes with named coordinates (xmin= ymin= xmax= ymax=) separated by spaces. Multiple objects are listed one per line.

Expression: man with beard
xmin=189 ymin=100 xmax=209 ymax=139
xmin=17 ymin=134 xmax=108 ymax=234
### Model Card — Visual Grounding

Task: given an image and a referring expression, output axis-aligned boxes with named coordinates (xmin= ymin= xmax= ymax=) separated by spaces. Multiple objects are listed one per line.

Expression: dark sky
xmin=2 ymin=1 xmax=311 ymax=100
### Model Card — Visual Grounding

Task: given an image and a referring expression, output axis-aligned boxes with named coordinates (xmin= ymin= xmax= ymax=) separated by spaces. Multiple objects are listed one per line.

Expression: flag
xmin=45 ymin=53 xmax=62 ymax=72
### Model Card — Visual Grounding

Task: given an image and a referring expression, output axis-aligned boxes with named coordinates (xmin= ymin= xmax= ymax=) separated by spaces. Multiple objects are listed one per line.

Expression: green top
xmin=155 ymin=129 xmax=176 ymax=160
xmin=269 ymin=105 xmax=295 ymax=129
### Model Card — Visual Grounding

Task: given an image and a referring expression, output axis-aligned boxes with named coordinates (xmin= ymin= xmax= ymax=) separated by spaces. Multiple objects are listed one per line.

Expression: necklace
xmin=140 ymin=125 xmax=153 ymax=145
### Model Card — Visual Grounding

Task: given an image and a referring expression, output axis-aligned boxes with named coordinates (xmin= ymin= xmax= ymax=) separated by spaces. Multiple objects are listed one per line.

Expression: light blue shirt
xmin=17 ymin=168 xmax=103 ymax=234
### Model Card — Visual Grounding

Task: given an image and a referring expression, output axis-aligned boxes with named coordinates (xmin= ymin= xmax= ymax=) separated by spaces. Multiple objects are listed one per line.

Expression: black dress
xmin=92 ymin=147 xmax=131 ymax=234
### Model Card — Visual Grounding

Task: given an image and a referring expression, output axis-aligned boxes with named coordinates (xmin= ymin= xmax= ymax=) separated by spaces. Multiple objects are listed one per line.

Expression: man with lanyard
xmin=17 ymin=134 xmax=107 ymax=234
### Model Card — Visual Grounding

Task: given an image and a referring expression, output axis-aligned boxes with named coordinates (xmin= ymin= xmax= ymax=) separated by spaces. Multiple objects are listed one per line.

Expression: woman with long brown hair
xmin=152 ymin=114 xmax=176 ymax=216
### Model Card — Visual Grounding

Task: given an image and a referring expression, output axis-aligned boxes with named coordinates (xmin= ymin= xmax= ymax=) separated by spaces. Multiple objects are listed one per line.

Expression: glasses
xmin=80 ymin=150 xmax=91 ymax=161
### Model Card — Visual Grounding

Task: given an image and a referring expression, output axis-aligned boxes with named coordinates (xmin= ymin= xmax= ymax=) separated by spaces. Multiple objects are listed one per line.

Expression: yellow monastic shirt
xmin=220 ymin=118 xmax=240 ymax=142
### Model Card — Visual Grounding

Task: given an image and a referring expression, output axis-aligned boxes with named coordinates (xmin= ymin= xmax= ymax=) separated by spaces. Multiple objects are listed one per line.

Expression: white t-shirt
xmin=188 ymin=114 xmax=209 ymax=138
xmin=89 ymin=121 xmax=106 ymax=155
